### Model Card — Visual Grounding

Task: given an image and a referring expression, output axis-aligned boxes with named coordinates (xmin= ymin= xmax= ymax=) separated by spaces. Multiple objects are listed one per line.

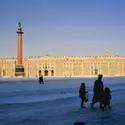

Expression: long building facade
xmin=0 ymin=50 xmax=125 ymax=77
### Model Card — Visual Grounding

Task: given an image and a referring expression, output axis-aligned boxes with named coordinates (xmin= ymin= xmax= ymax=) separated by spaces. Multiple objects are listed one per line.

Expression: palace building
xmin=0 ymin=49 xmax=125 ymax=77
xmin=0 ymin=22 xmax=125 ymax=77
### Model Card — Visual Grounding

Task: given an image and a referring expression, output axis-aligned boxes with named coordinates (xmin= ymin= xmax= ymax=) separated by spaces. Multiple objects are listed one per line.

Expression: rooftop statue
xmin=18 ymin=21 xmax=21 ymax=29
xmin=17 ymin=20 xmax=23 ymax=33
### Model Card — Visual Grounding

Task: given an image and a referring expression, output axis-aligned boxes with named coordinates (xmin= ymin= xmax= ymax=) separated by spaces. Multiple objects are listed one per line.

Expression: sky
xmin=0 ymin=0 xmax=125 ymax=57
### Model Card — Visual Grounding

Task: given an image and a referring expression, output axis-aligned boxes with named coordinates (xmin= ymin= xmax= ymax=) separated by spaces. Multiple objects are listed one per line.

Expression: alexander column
xmin=15 ymin=21 xmax=25 ymax=77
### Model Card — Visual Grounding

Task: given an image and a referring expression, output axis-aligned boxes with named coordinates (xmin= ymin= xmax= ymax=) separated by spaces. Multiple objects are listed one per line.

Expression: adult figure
xmin=91 ymin=74 xmax=104 ymax=108
xmin=39 ymin=75 xmax=44 ymax=84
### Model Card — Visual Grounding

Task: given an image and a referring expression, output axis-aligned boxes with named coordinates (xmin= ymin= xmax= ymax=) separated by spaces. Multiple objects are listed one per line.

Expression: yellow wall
xmin=0 ymin=56 xmax=125 ymax=77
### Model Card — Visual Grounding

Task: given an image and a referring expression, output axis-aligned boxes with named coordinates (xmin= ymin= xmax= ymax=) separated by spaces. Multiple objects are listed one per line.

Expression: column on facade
xmin=96 ymin=61 xmax=98 ymax=74
xmin=95 ymin=61 xmax=97 ymax=75
xmin=100 ymin=62 xmax=102 ymax=74
xmin=98 ymin=62 xmax=100 ymax=74
xmin=92 ymin=62 xmax=94 ymax=75
xmin=90 ymin=62 xmax=92 ymax=75
xmin=72 ymin=61 xmax=74 ymax=76
xmin=28 ymin=61 xmax=30 ymax=77
xmin=71 ymin=62 xmax=73 ymax=77
xmin=89 ymin=62 xmax=92 ymax=75
xmin=98 ymin=61 xmax=101 ymax=74
xmin=123 ymin=61 xmax=125 ymax=75
xmin=50 ymin=62 xmax=52 ymax=76
xmin=108 ymin=62 xmax=110 ymax=76
xmin=4 ymin=62 xmax=7 ymax=76
xmin=25 ymin=63 xmax=27 ymax=77
xmin=66 ymin=62 xmax=67 ymax=77
xmin=13 ymin=62 xmax=15 ymax=76
xmin=42 ymin=64 xmax=44 ymax=76
xmin=36 ymin=61 xmax=39 ymax=77
xmin=0 ymin=63 xmax=1 ymax=77
xmin=81 ymin=61 xmax=83 ymax=76
xmin=54 ymin=63 xmax=56 ymax=76
xmin=122 ymin=61 xmax=124 ymax=75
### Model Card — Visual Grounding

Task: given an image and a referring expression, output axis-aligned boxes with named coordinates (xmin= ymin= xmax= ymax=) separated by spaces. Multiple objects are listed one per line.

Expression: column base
xmin=15 ymin=65 xmax=25 ymax=77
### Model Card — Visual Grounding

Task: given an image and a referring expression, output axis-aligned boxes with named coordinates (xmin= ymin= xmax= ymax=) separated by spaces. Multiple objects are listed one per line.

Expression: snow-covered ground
xmin=0 ymin=77 xmax=125 ymax=125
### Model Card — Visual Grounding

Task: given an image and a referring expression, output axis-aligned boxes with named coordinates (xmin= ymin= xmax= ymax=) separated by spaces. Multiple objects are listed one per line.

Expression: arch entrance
xmin=44 ymin=70 xmax=48 ymax=76
xmin=51 ymin=70 xmax=54 ymax=76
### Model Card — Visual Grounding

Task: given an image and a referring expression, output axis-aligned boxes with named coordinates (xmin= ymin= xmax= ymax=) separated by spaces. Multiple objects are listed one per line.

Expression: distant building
xmin=0 ymin=49 xmax=125 ymax=77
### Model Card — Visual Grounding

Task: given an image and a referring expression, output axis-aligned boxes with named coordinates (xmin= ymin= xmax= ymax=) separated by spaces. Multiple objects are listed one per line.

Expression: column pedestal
xmin=15 ymin=65 xmax=25 ymax=77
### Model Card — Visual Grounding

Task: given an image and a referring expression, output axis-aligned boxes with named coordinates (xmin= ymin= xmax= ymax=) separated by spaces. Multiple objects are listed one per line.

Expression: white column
xmin=108 ymin=62 xmax=110 ymax=76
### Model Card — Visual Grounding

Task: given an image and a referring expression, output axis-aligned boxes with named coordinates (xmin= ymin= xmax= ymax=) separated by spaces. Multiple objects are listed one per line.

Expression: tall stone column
xmin=15 ymin=21 xmax=25 ymax=77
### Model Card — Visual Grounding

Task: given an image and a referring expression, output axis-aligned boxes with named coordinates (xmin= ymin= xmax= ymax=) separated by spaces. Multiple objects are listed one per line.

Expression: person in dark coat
xmin=91 ymin=74 xmax=104 ymax=109
xmin=101 ymin=87 xmax=112 ymax=111
xmin=74 ymin=121 xmax=85 ymax=125
xmin=79 ymin=83 xmax=88 ymax=108
xmin=39 ymin=75 xmax=44 ymax=84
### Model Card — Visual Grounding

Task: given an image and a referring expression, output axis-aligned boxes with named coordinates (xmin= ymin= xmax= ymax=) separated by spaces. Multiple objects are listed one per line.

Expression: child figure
xmin=101 ymin=87 xmax=112 ymax=110
xmin=79 ymin=83 xmax=88 ymax=108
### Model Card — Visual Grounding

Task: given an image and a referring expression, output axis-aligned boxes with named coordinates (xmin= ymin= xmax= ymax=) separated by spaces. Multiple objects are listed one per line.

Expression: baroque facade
xmin=0 ymin=50 xmax=125 ymax=77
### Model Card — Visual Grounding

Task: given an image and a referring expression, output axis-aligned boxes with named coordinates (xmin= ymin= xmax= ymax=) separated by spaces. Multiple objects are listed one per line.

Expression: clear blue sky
xmin=0 ymin=0 xmax=125 ymax=57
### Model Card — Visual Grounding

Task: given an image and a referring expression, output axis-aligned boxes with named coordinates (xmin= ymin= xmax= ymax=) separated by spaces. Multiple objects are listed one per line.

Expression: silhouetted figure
xmin=74 ymin=121 xmax=85 ymax=125
xmin=79 ymin=83 xmax=88 ymax=108
xmin=91 ymin=74 xmax=104 ymax=109
xmin=101 ymin=87 xmax=112 ymax=111
xmin=39 ymin=75 xmax=44 ymax=84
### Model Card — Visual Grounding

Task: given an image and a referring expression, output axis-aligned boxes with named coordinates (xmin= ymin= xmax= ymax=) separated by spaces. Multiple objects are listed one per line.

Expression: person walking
xmin=101 ymin=87 xmax=112 ymax=111
xmin=79 ymin=83 xmax=88 ymax=108
xmin=39 ymin=75 xmax=44 ymax=84
xmin=91 ymin=74 xmax=104 ymax=109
